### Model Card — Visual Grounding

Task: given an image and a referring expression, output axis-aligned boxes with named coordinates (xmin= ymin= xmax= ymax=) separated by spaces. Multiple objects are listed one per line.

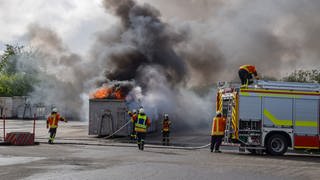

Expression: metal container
xmin=89 ymin=99 xmax=158 ymax=136
xmin=89 ymin=99 xmax=129 ymax=136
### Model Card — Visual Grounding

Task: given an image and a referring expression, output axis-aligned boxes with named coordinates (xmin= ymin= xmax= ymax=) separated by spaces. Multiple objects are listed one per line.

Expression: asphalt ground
xmin=0 ymin=120 xmax=319 ymax=180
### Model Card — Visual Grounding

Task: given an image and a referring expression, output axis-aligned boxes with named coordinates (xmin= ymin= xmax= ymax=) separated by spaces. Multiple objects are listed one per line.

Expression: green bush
xmin=0 ymin=44 xmax=35 ymax=96
xmin=283 ymin=69 xmax=320 ymax=83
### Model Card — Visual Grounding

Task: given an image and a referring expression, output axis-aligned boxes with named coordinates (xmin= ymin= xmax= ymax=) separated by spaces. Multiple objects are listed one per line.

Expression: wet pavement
xmin=0 ymin=120 xmax=319 ymax=180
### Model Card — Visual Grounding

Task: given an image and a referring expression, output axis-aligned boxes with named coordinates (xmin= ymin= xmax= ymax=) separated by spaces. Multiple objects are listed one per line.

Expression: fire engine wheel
xmin=266 ymin=134 xmax=288 ymax=155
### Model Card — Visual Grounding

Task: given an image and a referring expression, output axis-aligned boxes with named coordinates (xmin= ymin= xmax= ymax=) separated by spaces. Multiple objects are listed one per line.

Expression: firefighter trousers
xmin=211 ymin=135 xmax=223 ymax=152
xmin=48 ymin=128 xmax=57 ymax=144
xmin=136 ymin=132 xmax=146 ymax=150
xmin=162 ymin=131 xmax=170 ymax=145
xmin=131 ymin=126 xmax=137 ymax=140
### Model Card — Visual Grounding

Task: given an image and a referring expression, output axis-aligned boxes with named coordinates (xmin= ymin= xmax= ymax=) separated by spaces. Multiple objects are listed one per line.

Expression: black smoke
xmin=101 ymin=0 xmax=189 ymax=89
xmin=96 ymin=0 xmax=215 ymax=130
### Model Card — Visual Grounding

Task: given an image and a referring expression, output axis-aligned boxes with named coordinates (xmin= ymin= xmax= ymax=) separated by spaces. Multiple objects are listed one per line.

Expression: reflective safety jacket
xmin=134 ymin=114 xmax=151 ymax=133
xmin=129 ymin=113 xmax=137 ymax=123
xmin=47 ymin=113 xmax=65 ymax=128
xmin=239 ymin=65 xmax=257 ymax=76
xmin=211 ymin=117 xmax=226 ymax=136
xmin=162 ymin=119 xmax=171 ymax=132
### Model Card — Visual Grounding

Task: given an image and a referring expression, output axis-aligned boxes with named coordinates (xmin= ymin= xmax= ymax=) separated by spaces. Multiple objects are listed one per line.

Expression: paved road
xmin=0 ymin=120 xmax=319 ymax=180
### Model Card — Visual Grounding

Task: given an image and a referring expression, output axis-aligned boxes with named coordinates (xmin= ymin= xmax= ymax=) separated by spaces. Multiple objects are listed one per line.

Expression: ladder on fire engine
xmin=224 ymin=97 xmax=233 ymax=143
xmin=255 ymin=80 xmax=320 ymax=92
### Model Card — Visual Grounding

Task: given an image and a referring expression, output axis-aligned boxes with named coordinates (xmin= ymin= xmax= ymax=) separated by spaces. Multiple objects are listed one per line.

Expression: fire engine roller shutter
xmin=294 ymin=99 xmax=319 ymax=148
xmin=263 ymin=97 xmax=293 ymax=127
xmin=239 ymin=96 xmax=261 ymax=120
xmin=294 ymin=99 xmax=318 ymax=135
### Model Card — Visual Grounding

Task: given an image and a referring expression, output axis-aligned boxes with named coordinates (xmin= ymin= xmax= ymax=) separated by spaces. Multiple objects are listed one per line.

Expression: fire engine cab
xmin=217 ymin=80 xmax=320 ymax=155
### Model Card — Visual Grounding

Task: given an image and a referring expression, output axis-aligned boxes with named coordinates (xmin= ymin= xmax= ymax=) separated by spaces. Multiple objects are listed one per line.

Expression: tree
xmin=0 ymin=44 xmax=23 ymax=74
xmin=283 ymin=69 xmax=320 ymax=83
xmin=0 ymin=44 xmax=35 ymax=96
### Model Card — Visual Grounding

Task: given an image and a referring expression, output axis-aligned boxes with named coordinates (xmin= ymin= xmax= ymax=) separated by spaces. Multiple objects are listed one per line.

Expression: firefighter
xmin=162 ymin=113 xmax=171 ymax=146
xmin=238 ymin=64 xmax=259 ymax=87
xmin=210 ymin=111 xmax=226 ymax=153
xmin=46 ymin=108 xmax=67 ymax=144
xmin=133 ymin=108 xmax=151 ymax=150
xmin=128 ymin=109 xmax=137 ymax=140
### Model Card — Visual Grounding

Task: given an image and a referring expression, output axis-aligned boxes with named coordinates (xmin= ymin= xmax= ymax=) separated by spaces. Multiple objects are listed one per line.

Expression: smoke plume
xmin=17 ymin=24 xmax=103 ymax=120
xmin=140 ymin=0 xmax=320 ymax=79
xmin=13 ymin=0 xmax=320 ymax=130
xmin=96 ymin=0 xmax=215 ymax=130
xmin=101 ymin=0 xmax=189 ymax=87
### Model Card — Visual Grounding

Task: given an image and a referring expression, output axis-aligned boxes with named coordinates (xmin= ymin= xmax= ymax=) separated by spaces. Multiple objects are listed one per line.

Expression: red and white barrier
xmin=5 ymin=132 xmax=34 ymax=145
xmin=1 ymin=113 xmax=37 ymax=145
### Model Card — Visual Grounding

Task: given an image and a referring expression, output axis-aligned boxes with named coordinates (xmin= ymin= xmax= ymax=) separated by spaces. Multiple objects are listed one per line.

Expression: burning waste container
xmin=88 ymin=83 xmax=157 ymax=137
xmin=89 ymin=99 xmax=130 ymax=136
xmin=89 ymin=84 xmax=130 ymax=136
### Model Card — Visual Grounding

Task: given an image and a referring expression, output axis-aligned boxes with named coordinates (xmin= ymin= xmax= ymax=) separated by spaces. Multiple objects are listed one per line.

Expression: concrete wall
xmin=0 ymin=97 xmax=13 ymax=117
xmin=0 ymin=96 xmax=49 ymax=119
xmin=12 ymin=96 xmax=27 ymax=118
xmin=0 ymin=96 xmax=80 ymax=120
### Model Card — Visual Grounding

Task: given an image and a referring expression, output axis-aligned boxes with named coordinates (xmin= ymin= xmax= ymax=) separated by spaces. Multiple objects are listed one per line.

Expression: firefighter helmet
xmin=139 ymin=108 xmax=144 ymax=114
xmin=52 ymin=108 xmax=58 ymax=113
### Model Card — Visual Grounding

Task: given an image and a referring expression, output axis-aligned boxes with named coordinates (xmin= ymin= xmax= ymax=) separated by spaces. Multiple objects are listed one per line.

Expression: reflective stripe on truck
xmin=264 ymin=109 xmax=317 ymax=127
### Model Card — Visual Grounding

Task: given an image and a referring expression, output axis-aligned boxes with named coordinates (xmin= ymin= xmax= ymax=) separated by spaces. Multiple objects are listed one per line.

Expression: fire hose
xmin=104 ymin=120 xmax=132 ymax=139
xmin=36 ymin=119 xmax=211 ymax=150
xmin=101 ymin=119 xmax=211 ymax=150
xmin=43 ymin=142 xmax=211 ymax=150
xmin=105 ymin=120 xmax=210 ymax=150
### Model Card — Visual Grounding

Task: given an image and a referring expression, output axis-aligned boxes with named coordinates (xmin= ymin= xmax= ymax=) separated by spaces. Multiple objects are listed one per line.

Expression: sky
xmin=1 ymin=0 xmax=319 ymax=78
xmin=0 ymin=0 xmax=319 ymax=123
xmin=0 ymin=0 xmax=114 ymax=55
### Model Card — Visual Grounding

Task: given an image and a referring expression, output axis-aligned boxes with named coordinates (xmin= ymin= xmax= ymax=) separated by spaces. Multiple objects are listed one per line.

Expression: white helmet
xmin=52 ymin=108 xmax=58 ymax=113
xmin=164 ymin=113 xmax=169 ymax=118
xmin=216 ymin=111 xmax=222 ymax=116
xmin=132 ymin=109 xmax=137 ymax=114
xmin=139 ymin=108 xmax=144 ymax=114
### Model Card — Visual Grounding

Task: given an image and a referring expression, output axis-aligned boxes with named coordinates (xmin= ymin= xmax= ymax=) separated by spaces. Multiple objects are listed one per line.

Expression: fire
xmin=92 ymin=87 xmax=112 ymax=99
xmin=91 ymin=84 xmax=125 ymax=99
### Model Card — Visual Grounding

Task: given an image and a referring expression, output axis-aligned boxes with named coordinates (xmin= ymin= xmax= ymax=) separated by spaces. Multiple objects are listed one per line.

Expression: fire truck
xmin=217 ymin=80 xmax=320 ymax=155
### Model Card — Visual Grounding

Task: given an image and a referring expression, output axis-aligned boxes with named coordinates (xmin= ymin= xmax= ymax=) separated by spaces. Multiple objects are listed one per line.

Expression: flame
xmin=114 ymin=89 xmax=123 ymax=99
xmin=92 ymin=87 xmax=112 ymax=99
xmin=91 ymin=85 xmax=125 ymax=99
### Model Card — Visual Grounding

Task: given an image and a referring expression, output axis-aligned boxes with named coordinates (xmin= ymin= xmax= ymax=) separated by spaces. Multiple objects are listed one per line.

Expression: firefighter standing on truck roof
xmin=238 ymin=64 xmax=259 ymax=87
xmin=128 ymin=109 xmax=137 ymax=140
xmin=210 ymin=111 xmax=226 ymax=153
xmin=133 ymin=108 xmax=151 ymax=150
xmin=162 ymin=113 xmax=171 ymax=146
xmin=47 ymin=108 xmax=67 ymax=144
